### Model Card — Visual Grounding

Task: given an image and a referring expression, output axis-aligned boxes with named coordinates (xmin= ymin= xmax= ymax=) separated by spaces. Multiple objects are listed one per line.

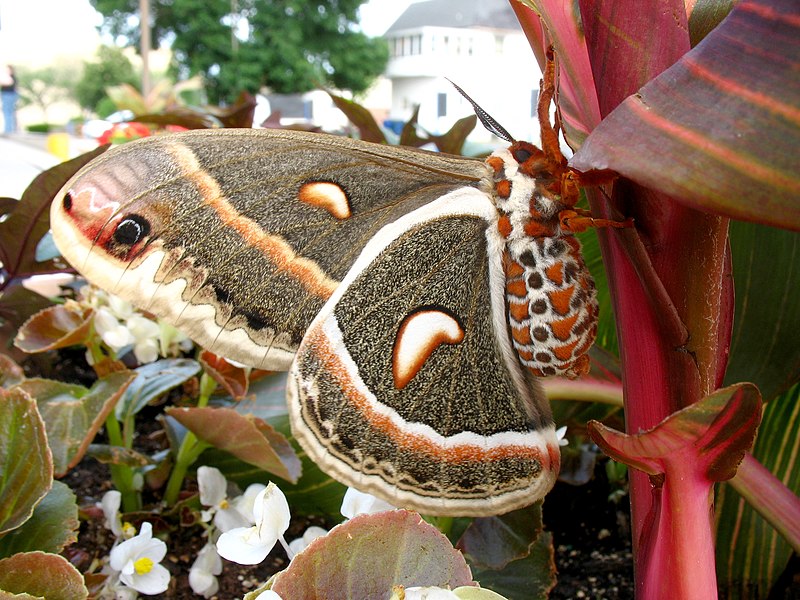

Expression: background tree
xmin=16 ymin=62 xmax=81 ymax=125
xmin=89 ymin=0 xmax=389 ymax=104
xmin=74 ymin=46 xmax=139 ymax=116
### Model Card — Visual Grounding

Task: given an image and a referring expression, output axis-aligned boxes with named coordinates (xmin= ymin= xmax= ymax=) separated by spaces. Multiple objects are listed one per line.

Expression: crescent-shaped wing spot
xmin=298 ymin=181 xmax=352 ymax=219
xmin=392 ymin=308 xmax=465 ymax=390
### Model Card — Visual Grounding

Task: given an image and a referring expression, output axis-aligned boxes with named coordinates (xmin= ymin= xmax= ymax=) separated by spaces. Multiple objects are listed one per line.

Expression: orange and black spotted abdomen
xmin=486 ymin=142 xmax=598 ymax=379
xmin=503 ymin=237 xmax=597 ymax=378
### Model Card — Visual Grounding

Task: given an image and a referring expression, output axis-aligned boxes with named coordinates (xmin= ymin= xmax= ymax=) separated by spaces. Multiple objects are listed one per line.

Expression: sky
xmin=0 ymin=0 xmax=412 ymax=68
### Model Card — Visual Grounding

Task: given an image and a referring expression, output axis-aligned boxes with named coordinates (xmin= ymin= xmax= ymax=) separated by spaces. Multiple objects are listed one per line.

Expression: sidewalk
xmin=0 ymin=133 xmax=98 ymax=199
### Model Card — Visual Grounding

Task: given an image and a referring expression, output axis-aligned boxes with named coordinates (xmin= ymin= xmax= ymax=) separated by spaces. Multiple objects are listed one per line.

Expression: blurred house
xmin=383 ymin=0 xmax=542 ymax=147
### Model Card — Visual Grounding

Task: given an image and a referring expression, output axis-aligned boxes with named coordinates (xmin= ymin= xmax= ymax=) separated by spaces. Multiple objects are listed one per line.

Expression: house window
xmin=411 ymin=34 xmax=421 ymax=55
xmin=438 ymin=93 xmax=447 ymax=117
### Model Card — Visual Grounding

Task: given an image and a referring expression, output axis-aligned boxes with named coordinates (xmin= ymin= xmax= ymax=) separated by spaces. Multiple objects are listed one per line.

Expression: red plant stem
xmin=590 ymin=187 xmax=732 ymax=599
xmin=642 ymin=465 xmax=718 ymax=598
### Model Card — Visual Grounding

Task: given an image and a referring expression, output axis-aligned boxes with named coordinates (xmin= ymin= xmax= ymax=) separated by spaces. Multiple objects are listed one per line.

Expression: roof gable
xmin=385 ymin=0 xmax=520 ymax=34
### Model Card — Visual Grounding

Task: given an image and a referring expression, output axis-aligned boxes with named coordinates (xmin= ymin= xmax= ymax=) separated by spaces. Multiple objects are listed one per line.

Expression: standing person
xmin=1 ymin=65 xmax=18 ymax=134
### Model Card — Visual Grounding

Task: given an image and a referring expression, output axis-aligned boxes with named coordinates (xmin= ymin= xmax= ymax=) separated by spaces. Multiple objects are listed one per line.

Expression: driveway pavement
xmin=0 ymin=133 xmax=98 ymax=199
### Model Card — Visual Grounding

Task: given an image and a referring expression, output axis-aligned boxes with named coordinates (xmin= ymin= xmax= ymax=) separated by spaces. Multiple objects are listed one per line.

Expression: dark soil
xmin=544 ymin=469 xmax=634 ymax=599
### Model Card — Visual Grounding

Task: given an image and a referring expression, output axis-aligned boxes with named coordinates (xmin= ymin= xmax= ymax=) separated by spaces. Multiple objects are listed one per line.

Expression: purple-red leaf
xmin=514 ymin=0 xmax=602 ymax=146
xmin=430 ymin=114 xmax=477 ymax=155
xmin=588 ymin=382 xmax=761 ymax=481
xmin=328 ymin=92 xmax=387 ymax=144
xmin=14 ymin=304 xmax=93 ymax=354
xmin=578 ymin=0 xmax=691 ymax=118
xmin=0 ymin=551 xmax=88 ymax=599
xmin=570 ymin=0 xmax=800 ymax=231
xmin=198 ymin=350 xmax=250 ymax=400
xmin=270 ymin=510 xmax=475 ymax=599
xmin=166 ymin=406 xmax=301 ymax=483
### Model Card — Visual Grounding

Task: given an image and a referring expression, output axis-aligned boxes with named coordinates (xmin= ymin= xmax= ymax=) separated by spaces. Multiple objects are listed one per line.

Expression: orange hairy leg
xmin=539 ymin=46 xmax=633 ymax=235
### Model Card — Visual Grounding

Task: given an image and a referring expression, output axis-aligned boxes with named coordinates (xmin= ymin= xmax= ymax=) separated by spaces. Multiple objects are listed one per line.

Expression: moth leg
xmin=558 ymin=209 xmax=634 ymax=233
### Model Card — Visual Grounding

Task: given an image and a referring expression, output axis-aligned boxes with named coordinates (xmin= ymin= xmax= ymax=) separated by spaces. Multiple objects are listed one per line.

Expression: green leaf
xmin=270 ymin=510 xmax=475 ymax=598
xmin=0 ymin=146 xmax=107 ymax=281
xmin=468 ymin=531 xmax=556 ymax=600
xmin=167 ymin=406 xmax=301 ymax=483
xmin=16 ymin=372 xmax=135 ymax=476
xmin=456 ymin=504 xmax=545 ymax=571
xmin=0 ymin=552 xmax=87 ymax=600
xmin=115 ymin=358 xmax=200 ymax=420
xmin=724 ymin=220 xmax=800 ymax=400
xmin=0 ymin=388 xmax=52 ymax=535
xmin=0 ymin=482 xmax=78 ymax=557
xmin=715 ymin=384 xmax=800 ymax=598
xmin=570 ymin=0 xmax=800 ymax=231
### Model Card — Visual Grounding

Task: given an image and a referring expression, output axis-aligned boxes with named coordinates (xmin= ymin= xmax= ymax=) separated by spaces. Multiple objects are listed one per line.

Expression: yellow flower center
xmin=122 ymin=522 xmax=137 ymax=538
xmin=219 ymin=499 xmax=230 ymax=509
xmin=134 ymin=556 xmax=154 ymax=575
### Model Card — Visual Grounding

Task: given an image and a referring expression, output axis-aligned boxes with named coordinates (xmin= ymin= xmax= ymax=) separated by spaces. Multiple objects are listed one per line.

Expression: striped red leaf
xmin=570 ymin=0 xmax=800 ymax=231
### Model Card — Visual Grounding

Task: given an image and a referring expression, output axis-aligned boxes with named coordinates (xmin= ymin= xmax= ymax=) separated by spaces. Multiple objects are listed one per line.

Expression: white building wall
xmin=385 ymin=26 xmax=544 ymax=148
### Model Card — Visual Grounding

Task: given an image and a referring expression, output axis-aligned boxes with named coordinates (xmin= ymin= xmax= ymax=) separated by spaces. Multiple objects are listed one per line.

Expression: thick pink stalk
xmin=642 ymin=466 xmax=717 ymax=597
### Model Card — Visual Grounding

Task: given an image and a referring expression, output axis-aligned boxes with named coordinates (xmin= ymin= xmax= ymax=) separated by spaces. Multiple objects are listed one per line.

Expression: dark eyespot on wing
xmin=63 ymin=192 xmax=73 ymax=212
xmin=114 ymin=215 xmax=151 ymax=245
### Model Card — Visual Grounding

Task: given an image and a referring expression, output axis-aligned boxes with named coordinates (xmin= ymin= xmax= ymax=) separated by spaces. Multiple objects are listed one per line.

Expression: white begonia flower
xmin=107 ymin=294 xmax=135 ymax=320
xmin=556 ymin=425 xmax=569 ymax=447
xmin=231 ymin=483 xmax=267 ymax=523
xmin=126 ymin=315 xmax=161 ymax=364
xmin=216 ymin=482 xmax=290 ymax=565
xmin=197 ymin=466 xmax=252 ymax=533
xmin=402 ymin=587 xmax=461 ymax=600
xmin=109 ymin=522 xmax=170 ymax=595
xmin=255 ymin=591 xmax=283 ymax=600
xmin=288 ymin=525 xmax=328 ymax=556
xmin=101 ymin=490 xmax=123 ymax=538
xmin=340 ymin=487 xmax=396 ymax=519
xmin=94 ymin=307 xmax=136 ymax=353
xmin=189 ymin=543 xmax=222 ymax=598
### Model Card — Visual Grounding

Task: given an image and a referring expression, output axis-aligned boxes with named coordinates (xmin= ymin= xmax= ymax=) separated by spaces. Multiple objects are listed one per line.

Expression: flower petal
xmin=101 ymin=490 xmax=122 ymax=537
xmin=253 ymin=483 xmax=290 ymax=545
xmin=121 ymin=562 xmax=171 ymax=595
xmin=216 ymin=526 xmax=272 ymax=565
xmin=341 ymin=487 xmax=396 ymax=519
xmin=197 ymin=466 xmax=227 ymax=507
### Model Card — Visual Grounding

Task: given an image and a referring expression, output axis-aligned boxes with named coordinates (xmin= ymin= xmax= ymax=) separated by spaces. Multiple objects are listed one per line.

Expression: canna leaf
xmin=570 ymin=0 xmax=800 ymax=231
xmin=588 ymin=383 xmax=761 ymax=481
xmin=724 ymin=220 xmax=800 ymax=400
xmin=714 ymin=384 xmax=800 ymax=598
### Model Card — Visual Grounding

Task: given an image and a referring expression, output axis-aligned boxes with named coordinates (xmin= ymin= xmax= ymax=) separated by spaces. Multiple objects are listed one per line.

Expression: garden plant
xmin=0 ymin=0 xmax=799 ymax=598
